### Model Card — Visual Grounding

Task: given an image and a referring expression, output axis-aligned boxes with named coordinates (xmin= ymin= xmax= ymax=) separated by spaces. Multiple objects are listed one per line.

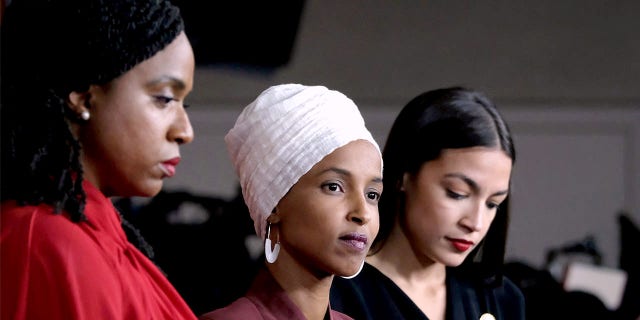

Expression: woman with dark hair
xmin=1 ymin=0 xmax=197 ymax=319
xmin=330 ymin=87 xmax=525 ymax=320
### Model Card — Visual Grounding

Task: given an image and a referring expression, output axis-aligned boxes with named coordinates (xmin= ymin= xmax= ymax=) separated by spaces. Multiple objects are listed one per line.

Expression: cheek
xmin=369 ymin=208 xmax=381 ymax=237
xmin=90 ymin=103 xmax=138 ymax=142
xmin=403 ymin=200 xmax=434 ymax=236
xmin=482 ymin=211 xmax=498 ymax=233
xmin=280 ymin=201 xmax=327 ymax=234
xmin=404 ymin=193 xmax=458 ymax=237
xmin=404 ymin=186 xmax=439 ymax=220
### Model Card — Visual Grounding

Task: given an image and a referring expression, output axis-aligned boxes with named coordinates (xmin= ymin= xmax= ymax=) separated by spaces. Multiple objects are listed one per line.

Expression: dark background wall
xmin=130 ymin=1 xmax=640 ymax=316
xmin=183 ymin=0 xmax=640 ymax=107
xmin=164 ymin=0 xmax=640 ymax=269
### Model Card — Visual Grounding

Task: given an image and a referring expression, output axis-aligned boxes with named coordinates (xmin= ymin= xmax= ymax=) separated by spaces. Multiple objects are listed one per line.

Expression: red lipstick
xmin=449 ymin=238 xmax=473 ymax=252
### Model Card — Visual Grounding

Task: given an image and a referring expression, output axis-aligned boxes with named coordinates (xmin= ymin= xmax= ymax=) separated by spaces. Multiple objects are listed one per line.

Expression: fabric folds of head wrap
xmin=225 ymin=84 xmax=382 ymax=239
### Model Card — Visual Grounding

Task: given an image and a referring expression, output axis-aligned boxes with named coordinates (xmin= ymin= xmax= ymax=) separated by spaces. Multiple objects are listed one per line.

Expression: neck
xmin=267 ymin=251 xmax=333 ymax=320
xmin=367 ymin=226 xmax=448 ymax=320
xmin=367 ymin=225 xmax=447 ymax=288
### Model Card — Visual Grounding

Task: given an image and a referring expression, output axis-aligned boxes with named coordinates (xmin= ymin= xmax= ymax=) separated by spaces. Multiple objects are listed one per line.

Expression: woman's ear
xmin=67 ymin=90 xmax=91 ymax=116
xmin=68 ymin=87 xmax=97 ymax=122
xmin=400 ymin=173 xmax=410 ymax=192
xmin=267 ymin=212 xmax=281 ymax=224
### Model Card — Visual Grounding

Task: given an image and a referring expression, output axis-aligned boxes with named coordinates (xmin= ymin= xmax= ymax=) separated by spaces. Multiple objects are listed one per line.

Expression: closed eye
xmin=154 ymin=95 xmax=176 ymax=106
xmin=446 ymin=189 xmax=467 ymax=200
xmin=486 ymin=202 xmax=500 ymax=210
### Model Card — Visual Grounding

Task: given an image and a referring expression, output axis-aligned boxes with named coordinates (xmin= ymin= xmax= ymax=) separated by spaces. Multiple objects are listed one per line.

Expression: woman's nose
xmin=347 ymin=194 xmax=372 ymax=225
xmin=169 ymin=106 xmax=194 ymax=144
xmin=460 ymin=204 xmax=484 ymax=232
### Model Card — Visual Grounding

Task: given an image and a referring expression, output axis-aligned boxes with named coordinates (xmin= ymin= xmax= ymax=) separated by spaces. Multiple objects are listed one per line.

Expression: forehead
xmin=311 ymin=140 xmax=381 ymax=171
xmin=421 ymin=147 xmax=512 ymax=185
xmin=291 ymin=140 xmax=383 ymax=187
xmin=439 ymin=147 xmax=510 ymax=167
xmin=282 ymin=140 xmax=382 ymax=200
xmin=118 ymin=32 xmax=194 ymax=89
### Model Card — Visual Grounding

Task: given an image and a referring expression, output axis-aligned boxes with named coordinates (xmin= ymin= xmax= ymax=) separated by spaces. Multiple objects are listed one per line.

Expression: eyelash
xmin=323 ymin=182 xmax=343 ymax=193
xmin=155 ymin=95 xmax=175 ymax=104
xmin=322 ymin=183 xmax=381 ymax=202
xmin=446 ymin=189 xmax=466 ymax=200
xmin=155 ymin=96 xmax=176 ymax=109
xmin=448 ymin=189 xmax=501 ymax=210
xmin=366 ymin=191 xmax=381 ymax=202
xmin=154 ymin=96 xmax=191 ymax=110
xmin=487 ymin=202 xmax=500 ymax=210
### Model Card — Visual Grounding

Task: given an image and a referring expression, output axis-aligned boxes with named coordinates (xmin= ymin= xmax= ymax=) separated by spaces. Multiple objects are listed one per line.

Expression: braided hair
xmin=1 ymin=0 xmax=184 ymax=222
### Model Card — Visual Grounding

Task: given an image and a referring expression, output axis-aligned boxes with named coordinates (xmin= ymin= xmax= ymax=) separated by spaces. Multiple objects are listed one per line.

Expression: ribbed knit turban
xmin=1 ymin=0 xmax=184 ymax=94
xmin=226 ymin=84 xmax=382 ymax=240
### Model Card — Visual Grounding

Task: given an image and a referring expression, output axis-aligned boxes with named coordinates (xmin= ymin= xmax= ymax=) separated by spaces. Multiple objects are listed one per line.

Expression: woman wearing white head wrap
xmin=199 ymin=84 xmax=383 ymax=320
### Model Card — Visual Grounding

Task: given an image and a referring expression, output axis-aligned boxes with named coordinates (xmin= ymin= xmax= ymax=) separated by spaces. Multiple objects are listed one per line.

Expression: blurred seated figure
xmin=616 ymin=212 xmax=640 ymax=320
xmin=505 ymin=212 xmax=640 ymax=320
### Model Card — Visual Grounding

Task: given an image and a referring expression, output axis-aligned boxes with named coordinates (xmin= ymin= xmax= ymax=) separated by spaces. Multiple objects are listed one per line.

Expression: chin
xmin=439 ymin=254 xmax=468 ymax=267
xmin=131 ymin=182 xmax=163 ymax=198
xmin=341 ymin=261 xmax=365 ymax=277
xmin=144 ymin=187 xmax=163 ymax=197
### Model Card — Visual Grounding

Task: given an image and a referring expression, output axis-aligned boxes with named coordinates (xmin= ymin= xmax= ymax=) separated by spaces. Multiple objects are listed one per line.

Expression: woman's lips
xmin=448 ymin=238 xmax=474 ymax=252
xmin=339 ymin=233 xmax=368 ymax=251
xmin=161 ymin=157 xmax=181 ymax=178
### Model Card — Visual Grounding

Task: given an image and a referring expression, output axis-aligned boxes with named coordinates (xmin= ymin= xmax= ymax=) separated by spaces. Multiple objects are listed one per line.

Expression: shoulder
xmin=447 ymin=271 xmax=526 ymax=320
xmin=486 ymin=276 xmax=527 ymax=319
xmin=199 ymin=297 xmax=262 ymax=320
xmin=449 ymin=270 xmax=525 ymax=302
xmin=1 ymin=202 xmax=99 ymax=256
xmin=489 ymin=276 xmax=526 ymax=320
xmin=1 ymin=200 xmax=121 ymax=289
xmin=495 ymin=276 xmax=526 ymax=312
xmin=331 ymin=263 xmax=416 ymax=320
xmin=2 ymin=202 xmax=87 ymax=248
xmin=500 ymin=276 xmax=525 ymax=299
xmin=1 ymin=204 xmax=126 ymax=319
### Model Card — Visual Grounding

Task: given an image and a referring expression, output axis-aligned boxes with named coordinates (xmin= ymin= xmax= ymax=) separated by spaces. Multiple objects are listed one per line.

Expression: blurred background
xmin=111 ymin=1 xmax=639 ymax=318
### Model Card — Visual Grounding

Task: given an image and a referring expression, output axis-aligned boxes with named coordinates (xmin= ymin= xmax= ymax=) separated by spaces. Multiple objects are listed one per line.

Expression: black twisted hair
xmin=0 ymin=0 xmax=184 ymax=222
xmin=372 ymin=86 xmax=516 ymax=286
xmin=0 ymin=89 xmax=88 ymax=221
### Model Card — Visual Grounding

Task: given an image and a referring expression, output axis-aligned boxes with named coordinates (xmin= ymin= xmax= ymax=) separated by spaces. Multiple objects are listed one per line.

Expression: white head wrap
xmin=225 ymin=83 xmax=382 ymax=239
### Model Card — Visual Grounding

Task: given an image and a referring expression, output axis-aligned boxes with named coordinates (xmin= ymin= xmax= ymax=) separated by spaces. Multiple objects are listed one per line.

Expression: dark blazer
xmin=330 ymin=263 xmax=525 ymax=320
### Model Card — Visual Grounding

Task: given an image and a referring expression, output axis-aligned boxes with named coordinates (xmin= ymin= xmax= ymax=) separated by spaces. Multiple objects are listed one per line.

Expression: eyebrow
xmin=444 ymin=173 xmax=509 ymax=196
xmin=146 ymin=75 xmax=187 ymax=90
xmin=319 ymin=167 xmax=383 ymax=184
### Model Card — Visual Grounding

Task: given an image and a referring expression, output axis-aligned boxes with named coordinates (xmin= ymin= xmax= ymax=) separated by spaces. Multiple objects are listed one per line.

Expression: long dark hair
xmin=372 ymin=86 xmax=516 ymax=285
xmin=0 ymin=51 xmax=88 ymax=221
xmin=0 ymin=0 xmax=183 ymax=222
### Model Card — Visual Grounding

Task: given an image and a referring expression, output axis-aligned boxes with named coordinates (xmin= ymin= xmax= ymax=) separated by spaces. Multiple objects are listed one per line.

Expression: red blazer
xmin=1 ymin=180 xmax=197 ymax=320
